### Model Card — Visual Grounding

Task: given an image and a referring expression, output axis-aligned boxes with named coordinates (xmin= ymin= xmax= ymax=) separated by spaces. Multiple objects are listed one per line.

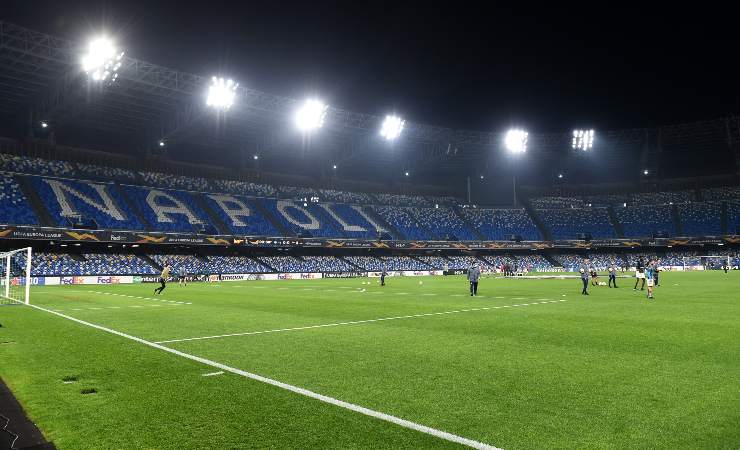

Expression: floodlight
xmin=158 ymin=140 xmax=165 ymax=147
xmin=380 ymin=115 xmax=405 ymax=141
xmin=404 ymin=171 xmax=409 ymax=177
xmin=558 ymin=173 xmax=564 ymax=179
xmin=480 ymin=175 xmax=484 ymax=180
xmin=81 ymin=37 xmax=124 ymax=83
xmin=504 ymin=129 xmax=528 ymax=153
xmin=40 ymin=121 xmax=48 ymax=129
xmin=253 ymin=155 xmax=259 ymax=160
xmin=332 ymin=164 xmax=337 ymax=169
xmin=206 ymin=77 xmax=239 ymax=110
xmin=294 ymin=99 xmax=327 ymax=131
xmin=572 ymin=129 xmax=595 ymax=150
xmin=643 ymin=169 xmax=649 ymax=175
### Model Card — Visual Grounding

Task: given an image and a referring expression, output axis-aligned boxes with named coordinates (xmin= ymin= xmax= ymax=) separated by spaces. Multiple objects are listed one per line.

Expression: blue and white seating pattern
xmin=701 ymin=186 xmax=740 ymax=202
xmin=0 ymin=154 xmax=75 ymax=177
xmin=460 ymin=208 xmax=541 ymax=240
xmin=124 ymin=186 xmax=204 ymax=232
xmin=318 ymin=189 xmax=375 ymax=205
xmin=32 ymin=177 xmax=144 ymax=230
xmin=416 ymin=256 xmax=449 ymax=269
xmin=536 ymin=207 xmax=616 ymax=239
xmin=379 ymin=256 xmax=428 ymax=271
xmin=76 ymin=163 xmax=138 ymax=182
xmin=151 ymin=254 xmax=208 ymax=274
xmin=213 ymin=179 xmax=277 ymax=198
xmin=678 ymin=202 xmax=723 ymax=236
xmin=445 ymin=256 xmax=487 ymax=270
xmin=344 ymin=256 xmax=386 ymax=271
xmin=633 ymin=190 xmax=694 ymax=205
xmin=615 ymin=205 xmax=675 ymax=237
xmin=728 ymin=201 xmax=740 ymax=234
xmin=30 ymin=253 xmax=155 ymax=276
xmin=277 ymin=185 xmax=317 ymax=200
xmin=206 ymin=256 xmax=270 ymax=273
xmin=374 ymin=193 xmax=432 ymax=207
xmin=409 ymin=207 xmax=477 ymax=240
xmin=374 ymin=207 xmax=433 ymax=240
xmin=139 ymin=171 xmax=213 ymax=192
xmin=0 ymin=174 xmax=37 ymax=225
xmin=530 ymin=196 xmax=584 ymax=209
xmin=201 ymin=194 xmax=280 ymax=236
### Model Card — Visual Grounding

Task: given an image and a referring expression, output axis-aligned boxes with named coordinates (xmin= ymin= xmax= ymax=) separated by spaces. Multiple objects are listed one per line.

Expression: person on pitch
xmin=634 ymin=257 xmax=646 ymax=291
xmin=380 ymin=266 xmax=387 ymax=286
xmin=580 ymin=262 xmax=590 ymax=295
xmin=154 ymin=265 xmax=171 ymax=295
xmin=608 ymin=263 xmax=618 ymax=288
xmin=467 ymin=263 xmax=481 ymax=296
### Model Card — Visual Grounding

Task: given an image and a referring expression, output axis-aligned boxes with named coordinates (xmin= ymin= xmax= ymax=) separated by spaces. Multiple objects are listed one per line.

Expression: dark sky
xmin=5 ymin=1 xmax=738 ymax=132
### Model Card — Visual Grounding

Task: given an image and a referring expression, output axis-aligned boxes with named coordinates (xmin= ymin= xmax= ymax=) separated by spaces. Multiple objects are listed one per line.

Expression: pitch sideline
xmin=18 ymin=301 xmax=502 ymax=450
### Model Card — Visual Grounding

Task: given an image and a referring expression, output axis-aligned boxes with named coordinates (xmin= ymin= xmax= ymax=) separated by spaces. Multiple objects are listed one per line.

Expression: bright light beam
xmin=572 ymin=129 xmax=595 ymax=150
xmin=294 ymin=99 xmax=328 ymax=131
xmin=206 ymin=77 xmax=239 ymax=110
xmin=505 ymin=129 xmax=528 ymax=153
xmin=81 ymin=37 xmax=124 ymax=83
xmin=380 ymin=115 xmax=405 ymax=141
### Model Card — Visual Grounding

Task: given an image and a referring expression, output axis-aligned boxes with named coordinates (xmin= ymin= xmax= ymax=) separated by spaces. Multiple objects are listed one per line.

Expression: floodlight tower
xmin=505 ymin=129 xmax=528 ymax=153
xmin=572 ymin=129 xmax=595 ymax=150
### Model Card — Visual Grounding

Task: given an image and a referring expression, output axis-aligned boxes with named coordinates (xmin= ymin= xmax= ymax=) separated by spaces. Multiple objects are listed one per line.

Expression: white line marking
xmin=202 ymin=371 xmax=225 ymax=377
xmin=157 ymin=300 xmax=567 ymax=344
xmin=421 ymin=293 xmax=437 ymax=296
xmin=20 ymin=302 xmax=501 ymax=450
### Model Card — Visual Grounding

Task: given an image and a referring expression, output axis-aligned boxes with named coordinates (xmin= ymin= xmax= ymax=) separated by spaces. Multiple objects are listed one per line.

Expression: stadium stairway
xmin=192 ymin=193 xmax=230 ymax=235
xmin=114 ymin=183 xmax=153 ymax=231
xmin=249 ymin=199 xmax=295 ymax=237
xmin=521 ymin=200 xmax=552 ymax=241
xmin=362 ymin=206 xmax=404 ymax=240
xmin=341 ymin=256 xmax=364 ymax=271
xmin=139 ymin=254 xmax=162 ymax=272
xmin=606 ymin=206 xmax=626 ymax=238
xmin=454 ymin=206 xmax=486 ymax=240
xmin=542 ymin=253 xmax=563 ymax=268
xmin=671 ymin=204 xmax=684 ymax=236
xmin=254 ymin=256 xmax=276 ymax=272
xmin=14 ymin=174 xmax=54 ymax=226
xmin=412 ymin=255 xmax=436 ymax=269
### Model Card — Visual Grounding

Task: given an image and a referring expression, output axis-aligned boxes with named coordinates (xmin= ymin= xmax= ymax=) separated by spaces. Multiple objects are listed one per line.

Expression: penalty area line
xmin=156 ymin=300 xmax=567 ymax=344
xmin=21 ymin=302 xmax=501 ymax=450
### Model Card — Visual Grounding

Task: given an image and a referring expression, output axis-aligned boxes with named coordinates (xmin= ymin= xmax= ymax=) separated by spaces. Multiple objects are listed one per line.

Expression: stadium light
xmin=158 ymin=140 xmax=165 ymax=147
xmin=206 ymin=77 xmax=239 ymax=110
xmin=480 ymin=175 xmax=484 ymax=180
xmin=40 ymin=121 xmax=48 ymax=129
xmin=380 ymin=115 xmax=405 ymax=141
xmin=643 ymin=169 xmax=649 ymax=175
xmin=504 ymin=129 xmax=528 ymax=153
xmin=81 ymin=36 xmax=124 ymax=83
xmin=572 ymin=129 xmax=595 ymax=150
xmin=558 ymin=173 xmax=564 ymax=179
xmin=332 ymin=164 xmax=337 ymax=170
xmin=294 ymin=98 xmax=327 ymax=131
xmin=253 ymin=155 xmax=259 ymax=160
xmin=404 ymin=171 xmax=409 ymax=177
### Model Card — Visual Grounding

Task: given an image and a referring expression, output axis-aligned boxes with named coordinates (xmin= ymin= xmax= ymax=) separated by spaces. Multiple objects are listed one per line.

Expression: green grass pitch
xmin=1 ymin=272 xmax=738 ymax=449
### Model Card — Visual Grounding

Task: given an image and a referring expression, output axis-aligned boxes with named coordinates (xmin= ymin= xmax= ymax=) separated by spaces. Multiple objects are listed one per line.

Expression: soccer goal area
xmin=0 ymin=247 xmax=32 ymax=306
xmin=681 ymin=255 xmax=732 ymax=271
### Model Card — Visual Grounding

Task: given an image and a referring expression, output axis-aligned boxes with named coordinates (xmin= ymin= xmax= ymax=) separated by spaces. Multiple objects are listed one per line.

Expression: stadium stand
xmin=277 ymin=185 xmax=317 ymax=200
xmin=31 ymin=176 xmax=145 ymax=230
xmin=374 ymin=193 xmax=432 ymax=207
xmin=0 ymin=174 xmax=37 ymax=225
xmin=76 ymin=163 xmax=138 ymax=182
xmin=213 ymin=179 xmax=277 ymax=198
xmin=530 ymin=196 xmax=584 ymax=209
xmin=615 ymin=204 xmax=675 ymax=237
xmin=582 ymin=194 xmax=631 ymax=208
xmin=151 ymin=254 xmax=207 ymax=274
xmin=316 ymin=203 xmax=384 ymax=239
xmin=201 ymin=194 xmax=280 ymax=236
xmin=536 ymin=207 xmax=616 ymax=239
xmin=29 ymin=252 xmax=156 ymax=276
xmin=678 ymin=202 xmax=723 ymax=236
xmin=633 ymin=190 xmax=695 ymax=205
xmin=374 ymin=206 xmax=433 ymax=240
xmin=701 ymin=186 xmax=740 ymax=201
xmin=378 ymin=256 xmax=429 ymax=271
xmin=728 ymin=200 xmax=740 ymax=234
xmin=446 ymin=255 xmax=486 ymax=270
xmin=408 ymin=207 xmax=477 ymax=240
xmin=0 ymin=154 xmax=75 ymax=177
xmin=416 ymin=256 xmax=449 ymax=269
xmin=257 ymin=256 xmax=351 ymax=272
xmin=459 ymin=208 xmax=541 ymax=240
xmin=124 ymin=186 xmax=207 ymax=233
xmin=515 ymin=255 xmax=554 ymax=271
xmin=318 ymin=189 xmax=375 ymax=205
xmin=139 ymin=171 xmax=213 ymax=192
xmin=206 ymin=255 xmax=271 ymax=273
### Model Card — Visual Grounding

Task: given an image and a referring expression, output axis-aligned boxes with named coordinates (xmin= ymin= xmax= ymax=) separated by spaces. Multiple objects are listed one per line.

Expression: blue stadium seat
xmin=0 ymin=174 xmax=37 ymax=225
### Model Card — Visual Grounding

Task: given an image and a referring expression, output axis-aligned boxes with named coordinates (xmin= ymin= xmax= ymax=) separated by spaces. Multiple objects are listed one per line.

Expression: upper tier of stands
xmin=1 ymin=155 xmax=738 ymax=240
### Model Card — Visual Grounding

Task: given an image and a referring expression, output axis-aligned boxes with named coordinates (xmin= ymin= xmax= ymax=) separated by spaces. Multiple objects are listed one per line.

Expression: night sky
xmin=5 ymin=1 xmax=738 ymax=134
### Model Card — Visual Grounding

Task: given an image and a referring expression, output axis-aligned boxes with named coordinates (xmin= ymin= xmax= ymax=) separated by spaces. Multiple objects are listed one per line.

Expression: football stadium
xmin=0 ymin=5 xmax=738 ymax=450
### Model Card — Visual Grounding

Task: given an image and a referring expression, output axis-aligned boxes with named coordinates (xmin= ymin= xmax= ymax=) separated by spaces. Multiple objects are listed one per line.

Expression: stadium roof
xmin=0 ymin=20 xmax=739 ymax=183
